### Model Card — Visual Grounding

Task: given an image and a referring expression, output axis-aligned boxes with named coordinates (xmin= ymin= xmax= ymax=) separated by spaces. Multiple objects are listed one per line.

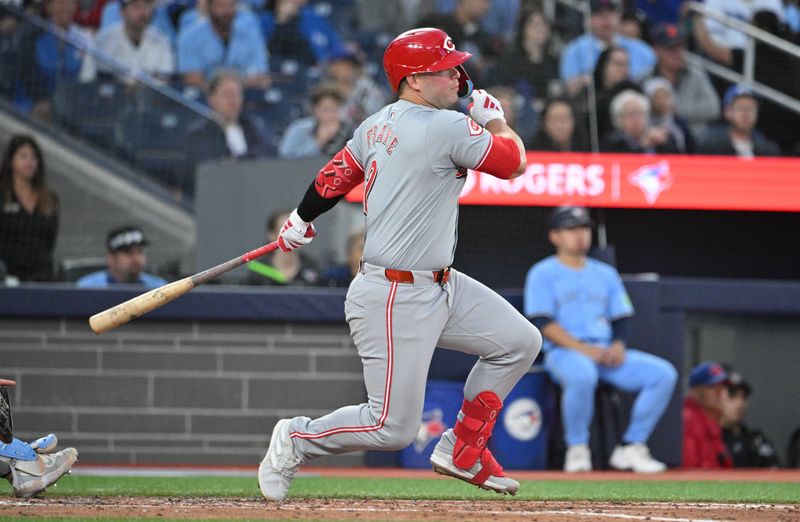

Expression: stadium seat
xmin=114 ymin=101 xmax=196 ymax=190
xmin=243 ymin=86 xmax=303 ymax=136
xmin=59 ymin=257 xmax=107 ymax=282
xmin=53 ymin=77 xmax=127 ymax=149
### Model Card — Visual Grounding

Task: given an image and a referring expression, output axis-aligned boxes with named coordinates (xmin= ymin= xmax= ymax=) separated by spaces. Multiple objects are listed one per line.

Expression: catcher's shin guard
xmin=430 ymin=391 xmax=518 ymax=495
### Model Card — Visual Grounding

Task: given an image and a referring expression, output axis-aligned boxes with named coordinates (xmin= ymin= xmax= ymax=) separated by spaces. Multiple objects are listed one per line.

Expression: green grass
xmin=2 ymin=475 xmax=798 ymax=504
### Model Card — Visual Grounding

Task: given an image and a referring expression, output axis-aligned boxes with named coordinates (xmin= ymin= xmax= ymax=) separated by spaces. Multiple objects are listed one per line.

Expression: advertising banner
xmin=345 ymin=153 xmax=800 ymax=212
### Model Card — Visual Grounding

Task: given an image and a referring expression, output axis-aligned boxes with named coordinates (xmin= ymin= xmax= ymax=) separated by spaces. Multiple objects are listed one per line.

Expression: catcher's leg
xmin=1 ymin=437 xmax=78 ymax=498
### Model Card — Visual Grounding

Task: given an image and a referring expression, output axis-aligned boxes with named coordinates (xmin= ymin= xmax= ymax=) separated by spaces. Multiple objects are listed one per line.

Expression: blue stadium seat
xmin=114 ymin=101 xmax=197 ymax=189
xmin=246 ymin=86 xmax=303 ymax=136
xmin=53 ymin=77 xmax=127 ymax=149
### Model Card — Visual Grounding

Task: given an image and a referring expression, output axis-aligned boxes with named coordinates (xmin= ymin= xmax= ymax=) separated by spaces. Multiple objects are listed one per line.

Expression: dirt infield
xmin=1 ymin=468 xmax=798 ymax=521
xmin=2 ymin=497 xmax=799 ymax=521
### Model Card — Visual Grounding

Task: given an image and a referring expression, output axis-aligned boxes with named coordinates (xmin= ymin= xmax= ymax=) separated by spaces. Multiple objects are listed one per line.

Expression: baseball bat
xmin=89 ymin=241 xmax=279 ymax=334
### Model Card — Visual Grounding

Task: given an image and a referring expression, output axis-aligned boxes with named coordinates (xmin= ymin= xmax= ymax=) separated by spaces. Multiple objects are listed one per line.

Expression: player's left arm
xmin=278 ymin=146 xmax=365 ymax=252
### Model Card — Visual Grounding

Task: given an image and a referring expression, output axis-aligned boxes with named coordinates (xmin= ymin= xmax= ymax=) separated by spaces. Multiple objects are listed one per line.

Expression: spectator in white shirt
xmin=84 ymin=0 xmax=174 ymax=83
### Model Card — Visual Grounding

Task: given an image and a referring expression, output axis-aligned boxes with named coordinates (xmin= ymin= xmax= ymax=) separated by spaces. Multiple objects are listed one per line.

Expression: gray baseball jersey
xmin=347 ymin=99 xmax=492 ymax=270
xmin=287 ymin=99 xmax=541 ymax=463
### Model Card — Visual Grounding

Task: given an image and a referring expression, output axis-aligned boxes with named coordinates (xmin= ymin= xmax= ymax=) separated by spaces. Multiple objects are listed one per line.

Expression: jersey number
xmin=363 ymin=159 xmax=378 ymax=214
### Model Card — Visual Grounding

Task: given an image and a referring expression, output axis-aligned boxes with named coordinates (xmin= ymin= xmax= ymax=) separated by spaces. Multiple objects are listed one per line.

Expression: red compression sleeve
xmin=475 ymin=135 xmax=522 ymax=180
xmin=297 ymin=147 xmax=366 ymax=222
xmin=314 ymin=146 xmax=365 ymax=198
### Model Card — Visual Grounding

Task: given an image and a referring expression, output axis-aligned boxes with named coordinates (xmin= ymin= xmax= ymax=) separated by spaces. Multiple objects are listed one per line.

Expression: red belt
xmin=384 ymin=267 xmax=451 ymax=284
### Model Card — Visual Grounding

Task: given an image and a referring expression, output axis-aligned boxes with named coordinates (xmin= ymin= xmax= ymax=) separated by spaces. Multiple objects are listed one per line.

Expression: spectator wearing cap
xmin=720 ymin=370 xmax=780 ymax=468
xmin=83 ymin=0 xmax=174 ymax=83
xmin=559 ymin=0 xmax=656 ymax=95
xmin=693 ymin=8 xmax=800 ymax=153
xmin=76 ymin=226 xmax=167 ymax=288
xmin=524 ymin=206 xmax=677 ymax=473
xmin=176 ymin=0 xmax=269 ymax=91
xmin=682 ymin=361 xmax=734 ymax=469
xmin=647 ymin=23 xmax=720 ymax=136
xmin=698 ymin=85 xmax=781 ymax=157
xmin=324 ymin=49 xmax=388 ymax=128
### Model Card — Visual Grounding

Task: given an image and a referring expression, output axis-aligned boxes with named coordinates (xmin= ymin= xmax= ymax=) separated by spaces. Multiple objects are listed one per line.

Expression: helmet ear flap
xmin=456 ymin=65 xmax=473 ymax=98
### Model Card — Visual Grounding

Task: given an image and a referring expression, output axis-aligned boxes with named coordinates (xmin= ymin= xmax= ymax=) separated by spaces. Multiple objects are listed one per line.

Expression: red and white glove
xmin=468 ymin=89 xmax=505 ymax=126
xmin=277 ymin=209 xmax=316 ymax=252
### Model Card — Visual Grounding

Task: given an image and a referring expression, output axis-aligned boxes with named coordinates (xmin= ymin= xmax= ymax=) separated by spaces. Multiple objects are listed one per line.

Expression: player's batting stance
xmin=259 ymin=28 xmax=542 ymax=500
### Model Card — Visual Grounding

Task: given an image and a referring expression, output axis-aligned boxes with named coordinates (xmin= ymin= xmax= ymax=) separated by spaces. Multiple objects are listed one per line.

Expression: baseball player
xmin=0 ymin=379 xmax=78 ymax=497
xmin=523 ymin=206 xmax=677 ymax=473
xmin=258 ymin=27 xmax=542 ymax=500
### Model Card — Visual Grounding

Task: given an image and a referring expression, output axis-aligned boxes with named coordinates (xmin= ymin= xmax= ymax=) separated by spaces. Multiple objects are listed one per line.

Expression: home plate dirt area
xmin=0 ymin=469 xmax=798 ymax=521
xmin=2 ymin=497 xmax=799 ymax=521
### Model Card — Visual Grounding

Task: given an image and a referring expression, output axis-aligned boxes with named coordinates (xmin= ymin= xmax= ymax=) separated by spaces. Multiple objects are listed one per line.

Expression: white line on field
xmin=302 ymin=506 xmax=725 ymax=522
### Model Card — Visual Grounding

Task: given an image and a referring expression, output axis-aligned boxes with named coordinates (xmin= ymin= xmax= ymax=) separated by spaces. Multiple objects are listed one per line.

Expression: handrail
xmin=4 ymin=3 xmax=217 ymax=123
xmin=684 ymin=1 xmax=800 ymax=116
xmin=685 ymin=1 xmax=800 ymax=59
xmin=546 ymin=0 xmax=800 ymax=118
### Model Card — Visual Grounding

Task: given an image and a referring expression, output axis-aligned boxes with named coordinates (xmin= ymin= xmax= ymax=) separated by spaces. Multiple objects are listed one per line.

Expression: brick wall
xmin=0 ymin=317 xmax=366 ymax=467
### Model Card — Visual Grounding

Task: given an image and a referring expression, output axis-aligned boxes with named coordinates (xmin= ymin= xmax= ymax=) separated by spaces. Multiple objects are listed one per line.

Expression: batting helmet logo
xmin=383 ymin=27 xmax=473 ymax=97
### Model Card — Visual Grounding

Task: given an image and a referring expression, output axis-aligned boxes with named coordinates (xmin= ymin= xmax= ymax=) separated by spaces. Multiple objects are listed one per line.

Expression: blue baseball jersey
xmin=76 ymin=270 xmax=167 ymax=289
xmin=523 ymin=256 xmax=633 ymax=351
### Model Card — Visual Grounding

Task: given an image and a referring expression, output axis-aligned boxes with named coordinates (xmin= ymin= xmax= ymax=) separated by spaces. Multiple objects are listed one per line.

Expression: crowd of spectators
xmin=2 ymin=0 xmax=799 ymax=181
xmin=3 ymin=0 xmax=800 ymax=284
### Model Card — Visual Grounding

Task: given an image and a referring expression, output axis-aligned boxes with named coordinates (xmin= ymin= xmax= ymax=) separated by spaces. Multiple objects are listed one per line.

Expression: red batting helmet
xmin=383 ymin=27 xmax=474 ymax=98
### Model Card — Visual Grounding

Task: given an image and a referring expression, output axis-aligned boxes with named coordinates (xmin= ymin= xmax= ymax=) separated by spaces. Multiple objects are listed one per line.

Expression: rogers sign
xmin=344 ymin=152 xmax=800 ymax=212
xmin=462 ymin=161 xmax=606 ymax=199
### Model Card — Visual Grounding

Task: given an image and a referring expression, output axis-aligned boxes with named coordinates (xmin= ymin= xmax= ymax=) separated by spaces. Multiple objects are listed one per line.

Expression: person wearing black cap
xmin=647 ymin=22 xmax=719 ymax=136
xmin=524 ymin=206 xmax=677 ymax=473
xmin=559 ymin=0 xmax=656 ymax=95
xmin=682 ymin=361 xmax=733 ymax=469
xmin=76 ymin=225 xmax=167 ymax=288
xmin=720 ymin=371 xmax=779 ymax=468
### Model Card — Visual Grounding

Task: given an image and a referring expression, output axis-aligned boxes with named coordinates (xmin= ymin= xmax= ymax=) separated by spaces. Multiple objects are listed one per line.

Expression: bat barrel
xmin=89 ymin=277 xmax=194 ymax=334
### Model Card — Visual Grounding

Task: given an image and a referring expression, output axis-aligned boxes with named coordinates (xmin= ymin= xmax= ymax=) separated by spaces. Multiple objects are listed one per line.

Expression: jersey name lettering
xmin=366 ymin=124 xmax=400 ymax=155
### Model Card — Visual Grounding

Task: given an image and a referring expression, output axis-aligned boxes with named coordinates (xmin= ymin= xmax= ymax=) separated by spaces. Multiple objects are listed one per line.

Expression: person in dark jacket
xmin=720 ymin=371 xmax=780 ymax=468
xmin=601 ymin=89 xmax=680 ymax=154
xmin=698 ymin=85 xmax=781 ymax=157
xmin=529 ymin=96 xmax=589 ymax=152
xmin=185 ymin=70 xmax=277 ymax=194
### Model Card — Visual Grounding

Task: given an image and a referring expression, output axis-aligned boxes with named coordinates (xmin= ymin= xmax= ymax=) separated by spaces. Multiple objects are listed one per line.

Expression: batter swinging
xmin=258 ymin=27 xmax=542 ymax=500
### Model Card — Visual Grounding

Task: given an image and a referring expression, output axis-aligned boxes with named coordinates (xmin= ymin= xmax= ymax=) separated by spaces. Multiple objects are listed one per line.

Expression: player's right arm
xmin=468 ymin=89 xmax=527 ymax=179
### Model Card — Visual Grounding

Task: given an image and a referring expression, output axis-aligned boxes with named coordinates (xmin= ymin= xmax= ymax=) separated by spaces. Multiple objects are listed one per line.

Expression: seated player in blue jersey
xmin=524 ymin=206 xmax=677 ymax=473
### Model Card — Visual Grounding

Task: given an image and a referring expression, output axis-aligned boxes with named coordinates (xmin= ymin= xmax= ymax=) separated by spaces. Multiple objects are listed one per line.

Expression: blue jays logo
xmin=628 ymin=160 xmax=672 ymax=204
xmin=503 ymin=398 xmax=542 ymax=441
xmin=413 ymin=408 xmax=447 ymax=452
